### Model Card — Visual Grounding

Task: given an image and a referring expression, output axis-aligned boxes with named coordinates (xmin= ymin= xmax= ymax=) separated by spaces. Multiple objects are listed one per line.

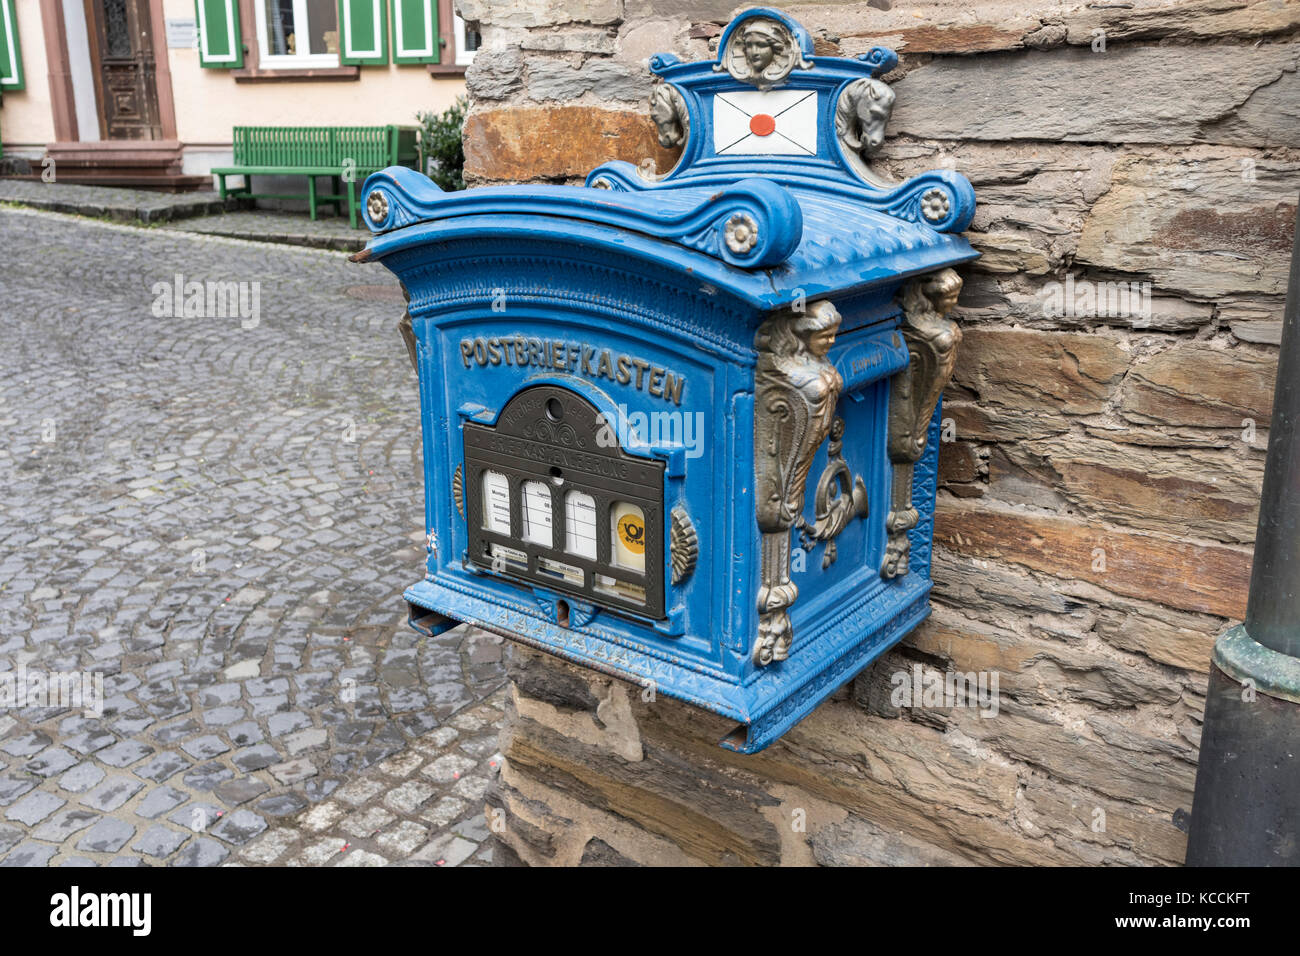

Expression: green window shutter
xmin=391 ymin=0 xmax=438 ymax=64
xmin=339 ymin=0 xmax=387 ymax=65
xmin=0 ymin=0 xmax=25 ymax=92
xmin=195 ymin=0 xmax=243 ymax=68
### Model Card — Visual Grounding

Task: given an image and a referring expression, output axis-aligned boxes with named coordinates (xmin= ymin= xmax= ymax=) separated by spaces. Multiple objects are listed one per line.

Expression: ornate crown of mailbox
xmin=356 ymin=7 xmax=977 ymax=752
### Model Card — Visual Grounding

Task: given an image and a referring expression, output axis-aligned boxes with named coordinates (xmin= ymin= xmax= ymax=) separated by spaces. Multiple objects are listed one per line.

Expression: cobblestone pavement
xmin=0 ymin=206 xmax=507 ymax=866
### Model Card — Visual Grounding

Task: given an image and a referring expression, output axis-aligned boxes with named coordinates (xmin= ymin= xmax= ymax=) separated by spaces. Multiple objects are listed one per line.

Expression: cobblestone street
xmin=0 ymin=206 xmax=507 ymax=866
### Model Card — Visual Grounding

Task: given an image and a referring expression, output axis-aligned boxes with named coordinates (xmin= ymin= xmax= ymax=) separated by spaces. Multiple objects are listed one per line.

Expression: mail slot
xmin=354 ymin=6 xmax=978 ymax=752
xmin=462 ymin=384 xmax=667 ymax=619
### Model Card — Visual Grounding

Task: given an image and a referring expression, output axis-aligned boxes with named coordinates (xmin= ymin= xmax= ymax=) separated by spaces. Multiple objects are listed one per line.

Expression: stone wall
xmin=459 ymin=0 xmax=1299 ymax=865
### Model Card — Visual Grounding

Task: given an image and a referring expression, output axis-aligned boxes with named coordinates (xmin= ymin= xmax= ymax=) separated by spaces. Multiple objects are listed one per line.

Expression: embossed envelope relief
xmin=713 ymin=90 xmax=819 ymax=155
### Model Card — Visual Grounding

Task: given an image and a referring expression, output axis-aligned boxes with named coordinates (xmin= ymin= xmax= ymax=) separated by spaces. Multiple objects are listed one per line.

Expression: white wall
xmin=1 ymin=0 xmax=55 ymax=146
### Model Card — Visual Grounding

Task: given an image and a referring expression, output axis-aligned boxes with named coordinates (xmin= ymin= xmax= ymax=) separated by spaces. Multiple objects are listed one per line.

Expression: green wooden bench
xmin=212 ymin=125 xmax=419 ymax=229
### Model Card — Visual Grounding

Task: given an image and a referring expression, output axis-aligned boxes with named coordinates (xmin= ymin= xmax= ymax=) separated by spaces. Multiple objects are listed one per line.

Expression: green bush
xmin=417 ymin=96 xmax=468 ymax=192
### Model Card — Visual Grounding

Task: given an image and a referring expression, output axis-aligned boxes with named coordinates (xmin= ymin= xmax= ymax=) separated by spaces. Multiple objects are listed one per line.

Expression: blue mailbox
xmin=356 ymin=7 xmax=977 ymax=752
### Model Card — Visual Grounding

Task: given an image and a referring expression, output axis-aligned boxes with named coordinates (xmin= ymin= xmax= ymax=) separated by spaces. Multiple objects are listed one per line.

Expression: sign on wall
xmin=165 ymin=18 xmax=198 ymax=50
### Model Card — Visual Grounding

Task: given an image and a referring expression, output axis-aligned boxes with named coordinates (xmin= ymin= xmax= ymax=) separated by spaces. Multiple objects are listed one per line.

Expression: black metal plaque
xmin=463 ymin=385 xmax=666 ymax=620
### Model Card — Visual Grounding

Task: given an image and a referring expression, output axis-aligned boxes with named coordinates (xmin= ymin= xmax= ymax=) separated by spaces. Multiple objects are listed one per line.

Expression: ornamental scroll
xmin=882 ymin=269 xmax=963 ymax=579
xmin=753 ymin=301 xmax=868 ymax=667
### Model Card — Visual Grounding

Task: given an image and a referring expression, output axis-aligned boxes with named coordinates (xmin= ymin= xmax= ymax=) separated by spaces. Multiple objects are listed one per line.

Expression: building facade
xmin=0 ymin=0 xmax=467 ymax=186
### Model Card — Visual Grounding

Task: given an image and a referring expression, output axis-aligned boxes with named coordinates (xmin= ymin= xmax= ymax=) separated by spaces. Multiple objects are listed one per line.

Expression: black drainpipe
xmin=1185 ymin=197 xmax=1300 ymax=866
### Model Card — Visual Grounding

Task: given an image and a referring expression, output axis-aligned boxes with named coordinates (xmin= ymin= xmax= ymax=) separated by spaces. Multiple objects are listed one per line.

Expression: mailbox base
xmin=405 ymin=575 xmax=932 ymax=753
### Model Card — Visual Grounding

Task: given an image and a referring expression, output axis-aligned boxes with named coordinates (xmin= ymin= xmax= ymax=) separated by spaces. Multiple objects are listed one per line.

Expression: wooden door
xmin=85 ymin=0 xmax=162 ymax=140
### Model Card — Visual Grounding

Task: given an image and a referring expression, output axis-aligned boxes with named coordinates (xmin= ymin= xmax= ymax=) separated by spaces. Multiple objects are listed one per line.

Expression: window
xmin=452 ymin=13 xmax=478 ymax=66
xmin=0 ymin=0 xmax=26 ymax=90
xmin=198 ymin=0 xmax=469 ymax=72
xmin=596 ymin=502 xmax=647 ymax=605
xmin=521 ymin=481 xmax=553 ymax=546
xmin=254 ymin=0 xmax=339 ymax=68
xmin=564 ymin=491 xmax=597 ymax=559
xmin=481 ymin=471 xmax=511 ymax=535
